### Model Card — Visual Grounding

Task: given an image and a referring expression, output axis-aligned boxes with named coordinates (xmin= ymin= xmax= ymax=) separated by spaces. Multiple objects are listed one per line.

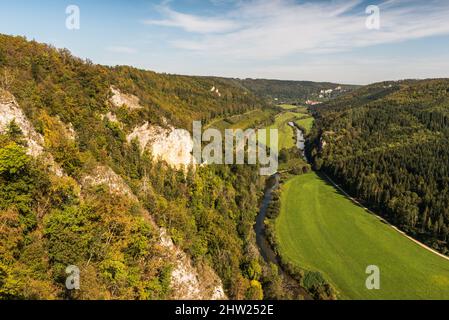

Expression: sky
xmin=1 ymin=0 xmax=449 ymax=84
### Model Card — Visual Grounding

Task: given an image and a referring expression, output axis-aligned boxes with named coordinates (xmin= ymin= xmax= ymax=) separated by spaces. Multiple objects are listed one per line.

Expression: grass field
xmin=295 ymin=117 xmax=314 ymax=134
xmin=207 ymin=108 xmax=276 ymax=131
xmin=278 ymin=104 xmax=299 ymax=110
xmin=260 ymin=112 xmax=298 ymax=150
xmin=278 ymin=104 xmax=308 ymax=114
xmin=275 ymin=172 xmax=449 ymax=299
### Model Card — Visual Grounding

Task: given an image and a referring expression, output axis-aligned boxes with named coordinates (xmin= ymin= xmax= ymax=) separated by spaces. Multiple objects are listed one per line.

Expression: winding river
xmin=255 ymin=125 xmax=311 ymax=299
xmin=255 ymin=173 xmax=280 ymax=265
xmin=288 ymin=121 xmax=305 ymax=152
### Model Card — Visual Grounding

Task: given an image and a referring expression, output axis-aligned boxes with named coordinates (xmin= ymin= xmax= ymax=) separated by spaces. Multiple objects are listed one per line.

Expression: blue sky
xmin=1 ymin=0 xmax=449 ymax=84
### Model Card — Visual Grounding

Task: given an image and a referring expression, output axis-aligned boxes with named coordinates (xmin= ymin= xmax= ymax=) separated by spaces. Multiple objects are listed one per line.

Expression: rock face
xmin=320 ymin=138 xmax=328 ymax=150
xmin=110 ymin=87 xmax=196 ymax=170
xmin=109 ymin=86 xmax=143 ymax=110
xmin=81 ymin=166 xmax=137 ymax=200
xmin=210 ymin=86 xmax=221 ymax=97
xmin=0 ymin=88 xmax=226 ymax=300
xmin=101 ymin=112 xmax=121 ymax=126
xmin=159 ymin=229 xmax=226 ymax=300
xmin=0 ymin=90 xmax=64 ymax=176
xmin=127 ymin=122 xmax=195 ymax=170
xmin=62 ymin=120 xmax=76 ymax=141
xmin=0 ymin=91 xmax=44 ymax=157
xmin=82 ymin=165 xmax=226 ymax=300
xmin=320 ymin=131 xmax=335 ymax=151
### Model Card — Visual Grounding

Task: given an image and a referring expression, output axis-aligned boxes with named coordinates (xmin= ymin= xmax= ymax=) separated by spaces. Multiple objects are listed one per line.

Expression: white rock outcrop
xmin=127 ymin=122 xmax=195 ymax=170
xmin=0 ymin=93 xmax=44 ymax=157
xmin=81 ymin=166 xmax=137 ymax=200
xmin=0 ymin=91 xmax=64 ymax=176
xmin=101 ymin=111 xmax=121 ymax=125
xmin=1 ymin=89 xmax=225 ymax=300
xmin=63 ymin=121 xmax=76 ymax=141
xmin=159 ymin=229 xmax=226 ymax=300
xmin=210 ymin=86 xmax=221 ymax=97
xmin=83 ymin=165 xmax=226 ymax=300
xmin=109 ymin=86 xmax=143 ymax=110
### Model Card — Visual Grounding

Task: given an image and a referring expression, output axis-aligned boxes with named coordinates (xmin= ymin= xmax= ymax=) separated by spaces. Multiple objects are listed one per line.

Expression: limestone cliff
xmin=127 ymin=122 xmax=195 ymax=170
xmin=82 ymin=165 xmax=226 ymax=300
xmin=0 ymin=90 xmax=64 ymax=176
xmin=0 ymin=89 xmax=225 ymax=300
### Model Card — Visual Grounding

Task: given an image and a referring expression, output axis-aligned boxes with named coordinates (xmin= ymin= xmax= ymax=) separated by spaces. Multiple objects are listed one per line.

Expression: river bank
xmin=255 ymin=125 xmax=313 ymax=300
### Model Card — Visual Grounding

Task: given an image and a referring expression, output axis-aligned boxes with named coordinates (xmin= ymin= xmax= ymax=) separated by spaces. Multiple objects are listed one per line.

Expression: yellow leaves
xmin=0 ymin=262 xmax=22 ymax=299
xmin=48 ymin=175 xmax=80 ymax=207
xmin=38 ymin=110 xmax=83 ymax=175
xmin=0 ymin=208 xmax=23 ymax=263
xmin=248 ymin=280 xmax=264 ymax=300
xmin=0 ymin=261 xmax=58 ymax=300
xmin=39 ymin=110 xmax=74 ymax=150
xmin=0 ymin=88 xmax=14 ymax=103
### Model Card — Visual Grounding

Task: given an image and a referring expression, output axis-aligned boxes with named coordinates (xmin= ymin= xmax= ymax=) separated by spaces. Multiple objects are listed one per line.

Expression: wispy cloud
xmin=144 ymin=6 xmax=239 ymax=34
xmin=145 ymin=0 xmax=449 ymax=60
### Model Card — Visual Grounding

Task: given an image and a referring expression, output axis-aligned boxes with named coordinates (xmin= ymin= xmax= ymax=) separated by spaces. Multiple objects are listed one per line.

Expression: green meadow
xmin=295 ymin=117 xmax=314 ymax=134
xmin=206 ymin=108 xmax=276 ymax=131
xmin=278 ymin=104 xmax=308 ymax=114
xmin=260 ymin=112 xmax=299 ymax=150
xmin=278 ymin=104 xmax=298 ymax=110
xmin=275 ymin=172 xmax=449 ymax=299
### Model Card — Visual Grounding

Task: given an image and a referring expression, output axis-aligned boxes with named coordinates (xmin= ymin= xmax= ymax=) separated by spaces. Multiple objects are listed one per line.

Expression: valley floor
xmin=275 ymin=172 xmax=449 ymax=299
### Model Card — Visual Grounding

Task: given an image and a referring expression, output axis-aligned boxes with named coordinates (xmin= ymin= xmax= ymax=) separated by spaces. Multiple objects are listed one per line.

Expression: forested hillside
xmin=222 ymin=78 xmax=358 ymax=104
xmin=0 ymin=34 xmax=271 ymax=299
xmin=309 ymin=79 xmax=449 ymax=254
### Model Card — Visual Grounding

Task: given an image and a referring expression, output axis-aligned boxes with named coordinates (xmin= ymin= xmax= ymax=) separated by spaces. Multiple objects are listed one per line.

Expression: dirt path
xmin=322 ymin=172 xmax=449 ymax=263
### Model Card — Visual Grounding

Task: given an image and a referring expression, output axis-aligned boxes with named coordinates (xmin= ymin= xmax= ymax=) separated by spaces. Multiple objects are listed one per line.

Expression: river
xmin=255 ymin=173 xmax=280 ymax=265
xmin=288 ymin=121 xmax=305 ymax=155
xmin=255 ymin=126 xmax=311 ymax=299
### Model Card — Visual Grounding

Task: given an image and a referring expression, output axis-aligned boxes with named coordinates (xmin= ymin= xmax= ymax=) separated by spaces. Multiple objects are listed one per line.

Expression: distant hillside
xmin=309 ymin=78 xmax=449 ymax=255
xmin=219 ymin=78 xmax=359 ymax=104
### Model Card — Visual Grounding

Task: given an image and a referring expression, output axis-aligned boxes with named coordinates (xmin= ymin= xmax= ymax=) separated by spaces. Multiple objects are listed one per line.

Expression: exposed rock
xmin=53 ymin=115 xmax=76 ymax=141
xmin=81 ymin=166 xmax=137 ymax=200
xmin=211 ymin=286 xmax=226 ymax=300
xmin=159 ymin=229 xmax=226 ymax=300
xmin=127 ymin=122 xmax=195 ymax=170
xmin=320 ymin=137 xmax=328 ymax=150
xmin=64 ymin=121 xmax=76 ymax=141
xmin=109 ymin=86 xmax=143 ymax=110
xmin=0 ymin=92 xmax=44 ymax=157
xmin=0 ymin=90 xmax=64 ymax=176
xmin=319 ymin=131 xmax=336 ymax=151
xmin=83 ymin=165 xmax=226 ymax=300
xmin=101 ymin=111 xmax=121 ymax=124
xmin=210 ymin=86 xmax=221 ymax=97
xmin=1 ymin=88 xmax=225 ymax=300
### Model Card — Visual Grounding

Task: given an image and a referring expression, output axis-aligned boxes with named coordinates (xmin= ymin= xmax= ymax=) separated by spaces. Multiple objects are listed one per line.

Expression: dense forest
xmin=309 ymin=79 xmax=449 ymax=254
xmin=0 ymin=34 xmax=283 ymax=299
xmin=220 ymin=78 xmax=358 ymax=104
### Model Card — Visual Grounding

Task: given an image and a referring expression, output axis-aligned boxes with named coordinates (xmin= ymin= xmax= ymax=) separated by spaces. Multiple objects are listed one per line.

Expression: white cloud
xmin=144 ymin=6 xmax=239 ymax=34
xmin=146 ymin=0 xmax=449 ymax=60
